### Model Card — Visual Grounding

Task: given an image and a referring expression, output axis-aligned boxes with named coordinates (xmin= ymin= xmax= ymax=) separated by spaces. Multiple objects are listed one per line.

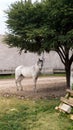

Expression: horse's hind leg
xmin=33 ymin=77 xmax=38 ymax=92
xmin=15 ymin=78 xmax=20 ymax=91
xmin=15 ymin=73 xmax=20 ymax=91
xmin=18 ymin=75 xmax=24 ymax=91
xmin=15 ymin=75 xmax=24 ymax=91
xmin=19 ymin=79 xmax=23 ymax=91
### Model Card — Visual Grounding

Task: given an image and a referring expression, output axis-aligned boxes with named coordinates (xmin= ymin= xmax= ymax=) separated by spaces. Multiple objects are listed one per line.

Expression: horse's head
xmin=37 ymin=58 xmax=43 ymax=70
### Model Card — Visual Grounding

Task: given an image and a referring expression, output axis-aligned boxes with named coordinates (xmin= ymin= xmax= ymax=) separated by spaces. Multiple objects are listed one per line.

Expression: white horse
xmin=15 ymin=59 xmax=43 ymax=91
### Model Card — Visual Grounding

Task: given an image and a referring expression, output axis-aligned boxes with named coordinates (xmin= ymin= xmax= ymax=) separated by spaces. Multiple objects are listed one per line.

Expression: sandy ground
xmin=0 ymin=77 xmax=66 ymax=99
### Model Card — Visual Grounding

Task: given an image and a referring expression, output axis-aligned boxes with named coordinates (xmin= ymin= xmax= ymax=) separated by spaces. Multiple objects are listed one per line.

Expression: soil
xmin=0 ymin=76 xmax=66 ymax=99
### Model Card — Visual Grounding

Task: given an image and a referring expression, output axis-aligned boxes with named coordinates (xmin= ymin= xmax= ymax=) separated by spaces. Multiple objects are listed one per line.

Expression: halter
xmin=37 ymin=59 xmax=43 ymax=69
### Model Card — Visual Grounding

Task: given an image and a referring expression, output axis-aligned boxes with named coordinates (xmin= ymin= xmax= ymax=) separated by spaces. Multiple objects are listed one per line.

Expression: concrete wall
xmin=0 ymin=35 xmax=64 ymax=74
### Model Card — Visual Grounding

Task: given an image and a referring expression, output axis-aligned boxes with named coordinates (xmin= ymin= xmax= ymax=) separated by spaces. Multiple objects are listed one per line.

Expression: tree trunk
xmin=65 ymin=64 xmax=71 ymax=89
xmin=56 ymin=46 xmax=73 ymax=89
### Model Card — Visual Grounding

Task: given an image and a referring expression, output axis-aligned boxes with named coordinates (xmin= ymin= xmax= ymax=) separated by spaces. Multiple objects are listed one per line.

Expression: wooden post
xmin=55 ymin=89 xmax=73 ymax=113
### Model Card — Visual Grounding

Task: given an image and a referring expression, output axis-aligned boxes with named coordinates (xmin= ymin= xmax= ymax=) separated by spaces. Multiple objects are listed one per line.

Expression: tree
xmin=44 ymin=0 xmax=73 ymax=88
xmin=5 ymin=1 xmax=46 ymax=53
xmin=5 ymin=0 xmax=73 ymax=88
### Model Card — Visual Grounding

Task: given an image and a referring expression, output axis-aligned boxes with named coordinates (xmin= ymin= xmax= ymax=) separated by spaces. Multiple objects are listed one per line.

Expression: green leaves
xmin=5 ymin=0 xmax=73 ymax=54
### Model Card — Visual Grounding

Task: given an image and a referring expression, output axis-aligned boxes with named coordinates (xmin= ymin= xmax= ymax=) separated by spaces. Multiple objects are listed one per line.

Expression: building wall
xmin=0 ymin=35 xmax=64 ymax=74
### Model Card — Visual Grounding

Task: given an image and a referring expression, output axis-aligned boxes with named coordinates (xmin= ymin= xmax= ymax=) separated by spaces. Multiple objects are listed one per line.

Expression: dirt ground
xmin=0 ymin=76 xmax=66 ymax=99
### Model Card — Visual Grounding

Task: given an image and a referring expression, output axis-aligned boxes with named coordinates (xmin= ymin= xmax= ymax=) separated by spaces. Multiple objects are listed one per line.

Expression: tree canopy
xmin=5 ymin=0 xmax=73 ymax=88
xmin=5 ymin=1 xmax=46 ymax=53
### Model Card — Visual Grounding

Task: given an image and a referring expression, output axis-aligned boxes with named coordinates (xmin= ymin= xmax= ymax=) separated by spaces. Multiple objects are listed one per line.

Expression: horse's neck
xmin=33 ymin=64 xmax=39 ymax=71
xmin=34 ymin=63 xmax=42 ymax=71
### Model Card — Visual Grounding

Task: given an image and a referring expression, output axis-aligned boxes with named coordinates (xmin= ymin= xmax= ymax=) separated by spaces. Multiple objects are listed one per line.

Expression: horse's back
xmin=21 ymin=66 xmax=34 ymax=77
xmin=15 ymin=63 xmax=40 ymax=78
xmin=15 ymin=65 xmax=24 ymax=71
xmin=15 ymin=65 xmax=34 ymax=77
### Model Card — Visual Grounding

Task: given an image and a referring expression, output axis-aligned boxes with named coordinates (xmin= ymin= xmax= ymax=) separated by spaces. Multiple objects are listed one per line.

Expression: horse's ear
xmin=37 ymin=58 xmax=40 ymax=65
xmin=37 ymin=58 xmax=43 ymax=64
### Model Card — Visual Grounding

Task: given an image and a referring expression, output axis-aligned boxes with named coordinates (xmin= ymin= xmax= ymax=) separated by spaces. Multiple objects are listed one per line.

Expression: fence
xmin=0 ymin=68 xmax=65 ymax=75
xmin=0 ymin=69 xmax=15 ymax=75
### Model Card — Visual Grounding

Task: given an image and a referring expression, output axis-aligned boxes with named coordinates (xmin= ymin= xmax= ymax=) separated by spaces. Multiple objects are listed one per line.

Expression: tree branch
xmin=58 ymin=46 xmax=66 ymax=61
xmin=70 ymin=54 xmax=73 ymax=66
xmin=56 ymin=46 xmax=65 ymax=65
xmin=57 ymin=50 xmax=65 ymax=65
xmin=60 ymin=45 xmax=65 ymax=57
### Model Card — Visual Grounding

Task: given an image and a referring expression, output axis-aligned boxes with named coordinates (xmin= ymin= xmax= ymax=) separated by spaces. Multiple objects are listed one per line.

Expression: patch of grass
xmin=0 ymin=74 xmax=14 ymax=79
xmin=41 ymin=73 xmax=66 ymax=77
xmin=0 ymin=73 xmax=65 ymax=80
xmin=0 ymin=97 xmax=72 ymax=130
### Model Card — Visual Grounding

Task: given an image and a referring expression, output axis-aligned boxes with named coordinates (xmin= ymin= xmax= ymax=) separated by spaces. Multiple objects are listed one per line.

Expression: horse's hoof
xmin=34 ymin=89 xmax=37 ymax=93
xmin=36 ymin=90 xmax=38 ymax=93
xmin=21 ymin=89 xmax=23 ymax=91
